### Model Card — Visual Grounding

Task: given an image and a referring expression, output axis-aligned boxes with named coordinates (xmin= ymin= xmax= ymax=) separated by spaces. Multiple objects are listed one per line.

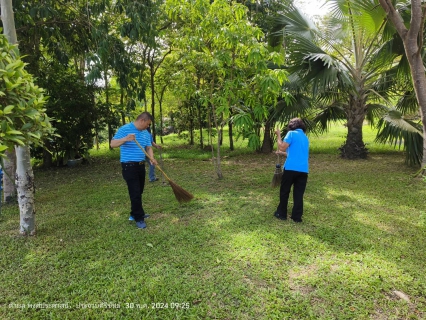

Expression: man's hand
xmin=125 ymin=134 xmax=136 ymax=141
xmin=110 ymin=133 xmax=136 ymax=148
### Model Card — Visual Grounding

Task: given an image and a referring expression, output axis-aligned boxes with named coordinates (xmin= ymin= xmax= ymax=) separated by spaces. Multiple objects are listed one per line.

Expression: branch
xmin=378 ymin=0 xmax=408 ymax=37
xmin=407 ymin=0 xmax=423 ymax=42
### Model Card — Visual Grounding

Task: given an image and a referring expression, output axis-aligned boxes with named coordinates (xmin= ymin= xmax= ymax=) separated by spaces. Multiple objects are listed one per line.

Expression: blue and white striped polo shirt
xmin=112 ymin=122 xmax=152 ymax=162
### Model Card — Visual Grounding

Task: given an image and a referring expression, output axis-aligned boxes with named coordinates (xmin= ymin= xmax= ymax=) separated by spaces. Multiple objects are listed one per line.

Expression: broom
xmin=271 ymin=153 xmax=283 ymax=188
xmin=134 ymin=140 xmax=194 ymax=203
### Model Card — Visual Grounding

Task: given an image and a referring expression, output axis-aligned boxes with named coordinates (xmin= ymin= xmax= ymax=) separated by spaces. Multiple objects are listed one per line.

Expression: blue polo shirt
xmin=283 ymin=129 xmax=309 ymax=173
xmin=112 ymin=122 xmax=152 ymax=162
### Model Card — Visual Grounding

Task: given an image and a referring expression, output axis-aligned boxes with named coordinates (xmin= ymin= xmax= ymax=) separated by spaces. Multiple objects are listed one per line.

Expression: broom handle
xmin=133 ymin=140 xmax=172 ymax=181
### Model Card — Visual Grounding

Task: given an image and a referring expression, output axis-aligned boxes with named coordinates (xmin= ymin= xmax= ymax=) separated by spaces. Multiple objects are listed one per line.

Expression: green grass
xmin=0 ymin=125 xmax=425 ymax=319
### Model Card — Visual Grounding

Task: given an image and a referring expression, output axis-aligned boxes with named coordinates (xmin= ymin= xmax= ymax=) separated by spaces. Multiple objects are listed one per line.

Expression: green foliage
xmin=271 ymin=1 xmax=424 ymax=163
xmin=32 ymin=67 xmax=97 ymax=164
xmin=0 ymin=32 xmax=55 ymax=158
xmin=165 ymin=0 xmax=288 ymax=152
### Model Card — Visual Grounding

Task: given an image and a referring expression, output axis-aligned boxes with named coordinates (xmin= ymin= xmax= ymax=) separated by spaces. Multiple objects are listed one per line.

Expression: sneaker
xmin=274 ymin=212 xmax=287 ymax=221
xmin=136 ymin=221 xmax=147 ymax=229
xmin=149 ymin=178 xmax=159 ymax=182
xmin=129 ymin=214 xmax=149 ymax=221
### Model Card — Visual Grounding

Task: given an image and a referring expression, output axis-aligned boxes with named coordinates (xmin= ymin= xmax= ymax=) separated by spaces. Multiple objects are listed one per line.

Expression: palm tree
xmin=272 ymin=0 xmax=423 ymax=164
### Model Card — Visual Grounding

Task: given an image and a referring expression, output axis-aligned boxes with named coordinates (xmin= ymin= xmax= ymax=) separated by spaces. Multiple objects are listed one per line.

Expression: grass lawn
xmin=1 ymin=124 xmax=425 ymax=319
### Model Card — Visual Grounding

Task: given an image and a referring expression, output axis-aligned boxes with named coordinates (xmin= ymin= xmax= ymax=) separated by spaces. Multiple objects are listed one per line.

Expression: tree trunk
xmin=407 ymin=52 xmax=426 ymax=170
xmin=189 ymin=107 xmax=194 ymax=145
xmin=229 ymin=121 xmax=234 ymax=151
xmin=150 ymin=61 xmax=156 ymax=140
xmin=1 ymin=0 xmax=18 ymax=203
xmin=1 ymin=0 xmax=16 ymax=43
xmin=197 ymin=102 xmax=203 ymax=149
xmin=15 ymin=146 xmax=36 ymax=236
xmin=2 ymin=150 xmax=16 ymax=203
xmin=261 ymin=120 xmax=273 ymax=153
xmin=42 ymin=141 xmax=53 ymax=168
xmin=340 ymin=96 xmax=368 ymax=159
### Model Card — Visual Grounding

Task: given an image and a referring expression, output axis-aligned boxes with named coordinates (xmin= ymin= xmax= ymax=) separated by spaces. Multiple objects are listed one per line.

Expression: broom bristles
xmin=271 ymin=172 xmax=282 ymax=188
xmin=168 ymin=178 xmax=194 ymax=203
xmin=271 ymin=164 xmax=283 ymax=188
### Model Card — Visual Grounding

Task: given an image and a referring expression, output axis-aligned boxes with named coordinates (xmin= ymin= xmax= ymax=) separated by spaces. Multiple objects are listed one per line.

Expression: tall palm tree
xmin=272 ymin=0 xmax=423 ymax=164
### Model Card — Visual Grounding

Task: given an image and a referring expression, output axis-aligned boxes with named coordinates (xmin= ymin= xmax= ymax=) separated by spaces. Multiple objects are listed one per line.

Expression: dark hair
xmin=136 ymin=112 xmax=153 ymax=122
xmin=288 ymin=118 xmax=306 ymax=132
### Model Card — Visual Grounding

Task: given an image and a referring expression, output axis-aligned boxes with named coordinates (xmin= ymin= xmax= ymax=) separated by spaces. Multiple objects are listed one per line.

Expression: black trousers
xmin=122 ymin=163 xmax=146 ymax=222
xmin=276 ymin=170 xmax=308 ymax=221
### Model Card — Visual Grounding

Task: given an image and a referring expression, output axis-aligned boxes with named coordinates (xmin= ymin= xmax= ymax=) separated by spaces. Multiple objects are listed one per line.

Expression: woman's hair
xmin=288 ymin=118 xmax=306 ymax=132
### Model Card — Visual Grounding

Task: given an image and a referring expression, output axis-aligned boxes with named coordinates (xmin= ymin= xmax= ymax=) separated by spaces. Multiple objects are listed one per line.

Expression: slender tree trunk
xmin=3 ymin=150 xmax=16 ymax=202
xmin=150 ymin=61 xmax=156 ymax=140
xmin=42 ymin=140 xmax=53 ymax=168
xmin=189 ymin=103 xmax=194 ymax=145
xmin=120 ymin=87 xmax=125 ymax=125
xmin=261 ymin=120 xmax=273 ymax=153
xmin=197 ymin=102 xmax=203 ymax=149
xmin=15 ymin=146 xmax=36 ymax=235
xmin=229 ymin=121 xmax=234 ymax=151
xmin=1 ymin=0 xmax=16 ymax=43
xmin=2 ymin=0 xmax=37 ymax=235
xmin=155 ymin=86 xmax=167 ymax=144
xmin=407 ymin=54 xmax=426 ymax=169
xmin=210 ymin=77 xmax=223 ymax=179
xmin=340 ymin=96 xmax=368 ymax=159
xmin=1 ymin=0 xmax=17 ymax=203
xmin=196 ymin=76 xmax=204 ymax=149
xmin=213 ymin=108 xmax=223 ymax=179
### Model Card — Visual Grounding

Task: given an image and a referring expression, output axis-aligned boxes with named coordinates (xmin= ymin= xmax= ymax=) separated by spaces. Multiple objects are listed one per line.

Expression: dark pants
xmin=276 ymin=170 xmax=308 ymax=222
xmin=122 ymin=163 xmax=146 ymax=222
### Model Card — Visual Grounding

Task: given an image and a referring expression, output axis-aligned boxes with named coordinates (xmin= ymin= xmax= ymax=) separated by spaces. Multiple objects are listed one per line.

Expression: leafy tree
xmin=271 ymin=0 xmax=423 ymax=163
xmin=166 ymin=0 xmax=287 ymax=178
xmin=32 ymin=66 xmax=97 ymax=166
xmin=0 ymin=3 xmax=55 ymax=235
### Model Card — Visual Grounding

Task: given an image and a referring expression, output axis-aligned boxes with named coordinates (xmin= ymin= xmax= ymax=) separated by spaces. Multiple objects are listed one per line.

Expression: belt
xmin=121 ymin=161 xmax=145 ymax=166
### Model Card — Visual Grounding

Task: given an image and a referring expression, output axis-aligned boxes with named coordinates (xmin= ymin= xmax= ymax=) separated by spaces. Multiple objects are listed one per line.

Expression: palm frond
xmin=395 ymin=91 xmax=420 ymax=115
xmin=375 ymin=109 xmax=423 ymax=166
xmin=273 ymin=93 xmax=311 ymax=122
xmin=312 ymin=103 xmax=347 ymax=133
xmin=365 ymin=103 xmax=388 ymax=126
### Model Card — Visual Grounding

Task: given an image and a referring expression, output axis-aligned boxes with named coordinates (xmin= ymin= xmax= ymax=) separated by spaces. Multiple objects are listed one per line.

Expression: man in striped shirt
xmin=111 ymin=112 xmax=158 ymax=229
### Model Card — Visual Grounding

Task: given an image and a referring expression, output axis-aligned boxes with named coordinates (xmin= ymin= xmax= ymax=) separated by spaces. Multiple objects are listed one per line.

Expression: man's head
xmin=134 ymin=112 xmax=153 ymax=130
xmin=288 ymin=118 xmax=306 ymax=132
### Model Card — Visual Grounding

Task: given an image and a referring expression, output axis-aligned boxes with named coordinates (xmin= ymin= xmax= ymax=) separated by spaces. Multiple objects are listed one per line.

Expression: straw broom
xmin=271 ymin=153 xmax=283 ymax=188
xmin=134 ymin=140 xmax=194 ymax=203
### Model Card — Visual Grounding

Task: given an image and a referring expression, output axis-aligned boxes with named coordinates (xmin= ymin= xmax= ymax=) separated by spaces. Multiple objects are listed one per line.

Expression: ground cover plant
xmin=0 ymin=124 xmax=425 ymax=319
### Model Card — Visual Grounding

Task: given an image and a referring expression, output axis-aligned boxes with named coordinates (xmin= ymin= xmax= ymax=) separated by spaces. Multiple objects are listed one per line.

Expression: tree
xmin=272 ymin=0 xmax=423 ymax=163
xmin=33 ymin=67 xmax=97 ymax=166
xmin=166 ymin=0 xmax=286 ymax=178
xmin=378 ymin=0 xmax=426 ymax=172
xmin=0 ymin=4 xmax=55 ymax=235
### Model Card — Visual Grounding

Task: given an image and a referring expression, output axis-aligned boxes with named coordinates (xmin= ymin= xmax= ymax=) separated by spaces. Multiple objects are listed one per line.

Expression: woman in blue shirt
xmin=274 ymin=118 xmax=309 ymax=222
